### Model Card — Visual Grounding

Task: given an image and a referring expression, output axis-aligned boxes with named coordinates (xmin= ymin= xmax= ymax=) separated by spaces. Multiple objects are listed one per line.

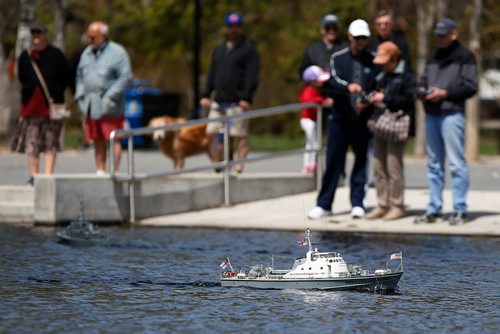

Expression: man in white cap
xmin=308 ymin=19 xmax=379 ymax=220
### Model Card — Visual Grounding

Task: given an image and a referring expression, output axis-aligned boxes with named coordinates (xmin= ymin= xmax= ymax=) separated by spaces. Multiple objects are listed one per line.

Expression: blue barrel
xmin=121 ymin=88 xmax=162 ymax=148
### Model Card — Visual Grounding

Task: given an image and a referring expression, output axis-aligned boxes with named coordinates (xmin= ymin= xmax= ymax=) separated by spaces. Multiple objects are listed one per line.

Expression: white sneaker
xmin=307 ymin=206 xmax=333 ymax=220
xmin=351 ymin=206 xmax=365 ymax=219
xmin=96 ymin=170 xmax=108 ymax=176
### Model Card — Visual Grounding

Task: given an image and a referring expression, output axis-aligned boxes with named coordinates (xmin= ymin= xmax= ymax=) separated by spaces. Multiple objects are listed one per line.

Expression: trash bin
xmin=121 ymin=88 xmax=162 ymax=148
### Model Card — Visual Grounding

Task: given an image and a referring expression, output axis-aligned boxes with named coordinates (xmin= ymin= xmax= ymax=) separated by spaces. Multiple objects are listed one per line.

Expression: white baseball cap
xmin=348 ymin=19 xmax=371 ymax=37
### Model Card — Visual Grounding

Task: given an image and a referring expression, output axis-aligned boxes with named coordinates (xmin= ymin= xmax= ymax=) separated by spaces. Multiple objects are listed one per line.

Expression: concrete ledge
xmin=34 ymin=173 xmax=316 ymax=224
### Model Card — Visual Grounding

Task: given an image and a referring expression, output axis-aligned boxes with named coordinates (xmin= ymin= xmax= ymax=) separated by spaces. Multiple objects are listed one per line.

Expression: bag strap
xmin=29 ymin=52 xmax=53 ymax=104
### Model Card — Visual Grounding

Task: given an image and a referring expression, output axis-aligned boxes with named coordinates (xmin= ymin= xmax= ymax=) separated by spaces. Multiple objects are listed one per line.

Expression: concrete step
xmin=0 ymin=186 xmax=34 ymax=203
xmin=0 ymin=201 xmax=34 ymax=223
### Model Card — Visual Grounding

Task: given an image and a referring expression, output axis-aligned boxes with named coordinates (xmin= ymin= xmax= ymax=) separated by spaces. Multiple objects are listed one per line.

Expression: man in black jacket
xmin=299 ymin=14 xmax=348 ymax=183
xmin=200 ymin=13 xmax=259 ymax=173
xmin=414 ymin=18 xmax=478 ymax=225
xmin=299 ymin=14 xmax=348 ymax=77
xmin=308 ymin=19 xmax=380 ymax=220
xmin=366 ymin=10 xmax=412 ymax=68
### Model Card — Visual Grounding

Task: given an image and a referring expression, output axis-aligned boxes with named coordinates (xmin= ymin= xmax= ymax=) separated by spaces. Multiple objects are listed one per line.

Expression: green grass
xmin=62 ymin=126 xmax=500 ymax=156
xmin=249 ymin=134 xmax=304 ymax=151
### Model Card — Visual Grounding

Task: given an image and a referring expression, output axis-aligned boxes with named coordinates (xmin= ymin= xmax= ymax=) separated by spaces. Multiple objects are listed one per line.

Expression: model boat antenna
xmin=79 ymin=201 xmax=85 ymax=221
xmin=305 ymin=228 xmax=313 ymax=252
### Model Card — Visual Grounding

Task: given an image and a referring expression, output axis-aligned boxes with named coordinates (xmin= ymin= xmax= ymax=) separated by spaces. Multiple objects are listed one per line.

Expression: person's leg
xmin=372 ymin=137 xmax=389 ymax=209
xmin=43 ymin=120 xmax=63 ymax=175
xmin=234 ymin=136 xmax=249 ymax=173
xmin=386 ymin=139 xmax=406 ymax=209
xmin=94 ymin=140 xmax=107 ymax=172
xmin=425 ymin=113 xmax=445 ymax=214
xmin=113 ymin=140 xmax=122 ymax=172
xmin=206 ymin=108 xmax=223 ymax=164
xmin=207 ymin=134 xmax=222 ymax=163
xmin=44 ymin=152 xmax=56 ymax=175
xmin=300 ymin=118 xmax=316 ymax=169
xmin=442 ymin=112 xmax=468 ymax=213
xmin=316 ymin=118 xmax=348 ymax=211
xmin=27 ymin=154 xmax=40 ymax=177
xmin=229 ymin=105 xmax=249 ymax=173
xmin=349 ymin=122 xmax=369 ymax=209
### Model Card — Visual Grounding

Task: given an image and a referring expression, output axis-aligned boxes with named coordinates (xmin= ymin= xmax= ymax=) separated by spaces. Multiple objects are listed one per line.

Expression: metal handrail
xmin=109 ymin=102 xmax=323 ymax=223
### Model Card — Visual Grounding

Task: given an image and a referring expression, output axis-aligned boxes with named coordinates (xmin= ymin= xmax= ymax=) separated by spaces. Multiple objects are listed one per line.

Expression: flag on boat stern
xmin=220 ymin=258 xmax=230 ymax=269
xmin=390 ymin=252 xmax=402 ymax=260
xmin=298 ymin=239 xmax=307 ymax=246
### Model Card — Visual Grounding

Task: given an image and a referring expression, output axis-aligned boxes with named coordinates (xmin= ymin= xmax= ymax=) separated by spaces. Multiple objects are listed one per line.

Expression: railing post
xmin=316 ymin=105 xmax=323 ymax=191
xmin=109 ymin=132 xmax=115 ymax=177
xmin=128 ymin=135 xmax=135 ymax=223
xmin=223 ymin=119 xmax=231 ymax=206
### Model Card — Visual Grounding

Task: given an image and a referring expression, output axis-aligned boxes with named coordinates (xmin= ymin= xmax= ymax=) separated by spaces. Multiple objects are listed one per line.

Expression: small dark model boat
xmin=56 ymin=203 xmax=107 ymax=245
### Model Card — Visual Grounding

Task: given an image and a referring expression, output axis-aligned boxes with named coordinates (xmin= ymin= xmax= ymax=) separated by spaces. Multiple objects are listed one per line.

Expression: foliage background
xmin=1 ymin=0 xmax=500 ymax=140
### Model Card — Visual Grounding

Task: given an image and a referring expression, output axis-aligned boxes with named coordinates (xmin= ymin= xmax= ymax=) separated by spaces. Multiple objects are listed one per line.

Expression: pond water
xmin=0 ymin=225 xmax=498 ymax=333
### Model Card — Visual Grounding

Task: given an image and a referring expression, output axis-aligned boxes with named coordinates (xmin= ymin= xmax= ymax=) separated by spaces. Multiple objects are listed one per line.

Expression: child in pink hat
xmin=298 ymin=65 xmax=333 ymax=173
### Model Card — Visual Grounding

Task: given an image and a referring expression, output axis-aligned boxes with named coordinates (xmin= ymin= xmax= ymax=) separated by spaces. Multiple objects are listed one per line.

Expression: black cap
xmin=30 ymin=21 xmax=48 ymax=33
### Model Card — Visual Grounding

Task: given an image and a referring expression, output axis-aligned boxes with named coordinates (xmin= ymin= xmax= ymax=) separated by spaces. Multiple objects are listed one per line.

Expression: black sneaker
xmin=447 ymin=212 xmax=467 ymax=225
xmin=413 ymin=212 xmax=442 ymax=224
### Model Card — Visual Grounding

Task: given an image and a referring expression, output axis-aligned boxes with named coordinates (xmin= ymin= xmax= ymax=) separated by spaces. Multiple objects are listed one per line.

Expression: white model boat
xmin=220 ymin=229 xmax=403 ymax=292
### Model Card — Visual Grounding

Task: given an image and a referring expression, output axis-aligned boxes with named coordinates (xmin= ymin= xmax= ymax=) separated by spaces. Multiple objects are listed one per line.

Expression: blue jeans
xmin=425 ymin=112 xmax=468 ymax=213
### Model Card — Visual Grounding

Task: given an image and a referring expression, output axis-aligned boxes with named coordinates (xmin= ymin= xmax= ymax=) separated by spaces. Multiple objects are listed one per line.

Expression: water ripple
xmin=0 ymin=225 xmax=498 ymax=333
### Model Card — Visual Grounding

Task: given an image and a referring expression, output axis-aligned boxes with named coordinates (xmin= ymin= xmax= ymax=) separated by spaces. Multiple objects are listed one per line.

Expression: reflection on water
xmin=0 ymin=225 xmax=498 ymax=333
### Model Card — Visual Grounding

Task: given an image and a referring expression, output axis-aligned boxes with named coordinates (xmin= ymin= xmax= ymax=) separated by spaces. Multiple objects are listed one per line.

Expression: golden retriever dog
xmin=148 ymin=116 xmax=209 ymax=170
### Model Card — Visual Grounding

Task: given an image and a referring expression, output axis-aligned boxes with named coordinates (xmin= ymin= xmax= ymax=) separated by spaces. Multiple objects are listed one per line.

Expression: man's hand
xmin=425 ymin=87 xmax=448 ymax=103
xmin=323 ymin=97 xmax=334 ymax=107
xmin=239 ymin=100 xmax=251 ymax=111
xmin=200 ymin=98 xmax=211 ymax=109
xmin=348 ymin=83 xmax=363 ymax=94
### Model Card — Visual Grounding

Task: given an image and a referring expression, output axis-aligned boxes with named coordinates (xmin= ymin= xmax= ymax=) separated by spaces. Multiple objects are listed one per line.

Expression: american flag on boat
xmin=390 ymin=252 xmax=402 ymax=260
xmin=220 ymin=258 xmax=230 ymax=269
xmin=298 ymin=239 xmax=307 ymax=246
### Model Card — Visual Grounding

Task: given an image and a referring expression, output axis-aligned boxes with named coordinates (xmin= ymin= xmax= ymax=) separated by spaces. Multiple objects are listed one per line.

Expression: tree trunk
xmin=0 ymin=0 xmax=36 ymax=141
xmin=0 ymin=45 xmax=12 ymax=138
xmin=414 ymin=0 xmax=436 ymax=157
xmin=466 ymin=0 xmax=482 ymax=161
xmin=53 ymin=0 xmax=67 ymax=51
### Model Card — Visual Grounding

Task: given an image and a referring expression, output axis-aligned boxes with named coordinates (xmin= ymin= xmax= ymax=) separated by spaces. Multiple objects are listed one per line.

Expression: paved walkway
xmin=1 ymin=149 xmax=499 ymax=236
xmin=140 ymin=187 xmax=500 ymax=237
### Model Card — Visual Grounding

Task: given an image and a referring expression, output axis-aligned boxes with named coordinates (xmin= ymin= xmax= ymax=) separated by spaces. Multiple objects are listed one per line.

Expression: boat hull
xmin=220 ymin=272 xmax=403 ymax=292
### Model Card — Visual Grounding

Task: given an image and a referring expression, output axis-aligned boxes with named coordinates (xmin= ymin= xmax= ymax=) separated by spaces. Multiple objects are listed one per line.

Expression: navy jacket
xmin=329 ymin=47 xmax=380 ymax=122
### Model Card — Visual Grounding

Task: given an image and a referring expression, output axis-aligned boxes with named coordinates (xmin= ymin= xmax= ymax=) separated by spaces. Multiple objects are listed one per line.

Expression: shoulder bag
xmin=29 ymin=56 xmax=70 ymax=120
xmin=368 ymin=109 xmax=410 ymax=142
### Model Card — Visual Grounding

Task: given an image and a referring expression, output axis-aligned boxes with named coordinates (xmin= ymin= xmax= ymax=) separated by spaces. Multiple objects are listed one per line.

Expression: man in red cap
xmin=200 ymin=13 xmax=260 ymax=174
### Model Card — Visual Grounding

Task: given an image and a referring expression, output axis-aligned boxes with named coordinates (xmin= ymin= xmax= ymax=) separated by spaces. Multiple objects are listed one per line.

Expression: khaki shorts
xmin=206 ymin=102 xmax=248 ymax=137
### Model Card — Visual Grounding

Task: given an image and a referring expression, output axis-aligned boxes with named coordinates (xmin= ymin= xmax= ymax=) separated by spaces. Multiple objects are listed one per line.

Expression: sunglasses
xmin=30 ymin=29 xmax=44 ymax=34
xmin=353 ymin=36 xmax=368 ymax=40
xmin=325 ymin=25 xmax=338 ymax=32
